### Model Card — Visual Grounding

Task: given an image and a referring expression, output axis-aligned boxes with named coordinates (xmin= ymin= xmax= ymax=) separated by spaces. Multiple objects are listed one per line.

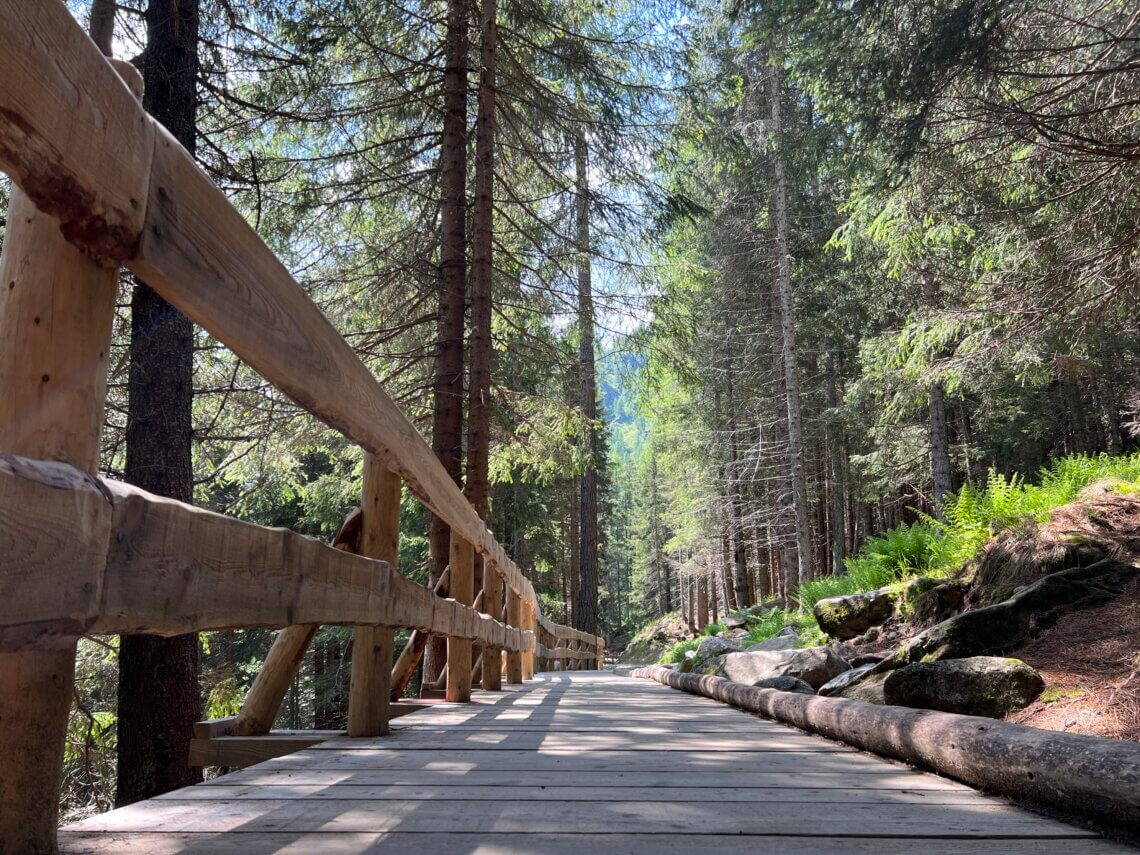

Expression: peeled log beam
xmin=0 ymin=454 xmax=533 ymax=653
xmin=0 ymin=0 xmax=152 ymax=265
xmin=633 ymin=666 xmax=1140 ymax=837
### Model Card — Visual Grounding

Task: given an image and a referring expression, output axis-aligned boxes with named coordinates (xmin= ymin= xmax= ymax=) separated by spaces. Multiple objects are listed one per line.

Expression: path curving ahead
xmin=60 ymin=671 xmax=1128 ymax=853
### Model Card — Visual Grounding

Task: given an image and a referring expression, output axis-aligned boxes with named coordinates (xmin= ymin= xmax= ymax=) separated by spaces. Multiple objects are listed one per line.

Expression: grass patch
xmin=1040 ymin=687 xmax=1084 ymax=704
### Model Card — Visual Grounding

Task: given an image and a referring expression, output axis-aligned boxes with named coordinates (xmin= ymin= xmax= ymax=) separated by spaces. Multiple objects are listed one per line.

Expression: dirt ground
xmin=1010 ymin=570 xmax=1140 ymax=741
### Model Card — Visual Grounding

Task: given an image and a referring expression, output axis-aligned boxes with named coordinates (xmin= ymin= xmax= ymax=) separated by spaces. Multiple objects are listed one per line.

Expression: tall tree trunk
xmin=919 ymin=270 xmax=953 ymax=513
xmin=117 ymin=0 xmax=202 ymax=807
xmin=766 ymin=54 xmax=812 ymax=594
xmin=89 ymin=0 xmax=116 ymax=56
xmin=650 ymin=454 xmax=669 ymax=615
xmin=574 ymin=131 xmax=599 ymax=635
xmin=425 ymin=0 xmax=469 ymax=687
xmin=569 ymin=476 xmax=580 ymax=626
xmin=724 ymin=365 xmax=751 ymax=607
xmin=467 ymin=0 xmax=498 ymax=687
xmin=825 ymin=354 xmax=847 ymax=575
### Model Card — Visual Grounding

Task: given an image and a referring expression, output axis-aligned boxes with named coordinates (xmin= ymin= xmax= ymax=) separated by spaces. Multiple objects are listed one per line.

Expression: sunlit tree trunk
xmin=574 ymin=130 xmax=600 ymax=635
xmin=425 ymin=0 xmax=469 ymax=687
xmin=767 ymin=53 xmax=812 ymax=594
xmin=117 ymin=0 xmax=202 ymax=806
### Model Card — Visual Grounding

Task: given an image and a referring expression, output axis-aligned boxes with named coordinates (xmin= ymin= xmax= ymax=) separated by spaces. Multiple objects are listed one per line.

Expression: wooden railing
xmin=0 ymin=2 xmax=602 ymax=849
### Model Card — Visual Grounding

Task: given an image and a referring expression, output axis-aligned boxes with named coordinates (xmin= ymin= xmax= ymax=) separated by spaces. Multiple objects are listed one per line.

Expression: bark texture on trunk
xmin=919 ymin=271 xmax=953 ymax=514
xmin=724 ymin=364 xmax=750 ymax=608
xmin=116 ymin=0 xmax=202 ymax=807
xmin=573 ymin=132 xmax=599 ymax=636
xmin=766 ymin=55 xmax=812 ymax=593
xmin=425 ymin=0 xmax=469 ymax=686
xmin=469 ymin=0 xmax=499 ymax=690
xmin=826 ymin=354 xmax=847 ymax=575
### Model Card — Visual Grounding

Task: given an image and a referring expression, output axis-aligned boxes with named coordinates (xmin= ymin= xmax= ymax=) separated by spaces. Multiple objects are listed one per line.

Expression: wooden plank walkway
xmin=60 ymin=672 xmax=1130 ymax=853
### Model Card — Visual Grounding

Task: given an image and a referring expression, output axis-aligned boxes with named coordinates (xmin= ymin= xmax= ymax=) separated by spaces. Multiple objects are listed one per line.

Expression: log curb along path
xmin=633 ymin=665 xmax=1140 ymax=841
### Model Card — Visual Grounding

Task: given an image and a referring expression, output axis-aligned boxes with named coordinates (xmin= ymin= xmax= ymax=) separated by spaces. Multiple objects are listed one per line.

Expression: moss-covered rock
xmin=881 ymin=559 xmax=1128 ymax=668
xmin=883 ymin=656 xmax=1045 ymax=718
xmin=813 ymin=587 xmax=897 ymax=640
xmin=839 ymin=672 xmax=887 ymax=704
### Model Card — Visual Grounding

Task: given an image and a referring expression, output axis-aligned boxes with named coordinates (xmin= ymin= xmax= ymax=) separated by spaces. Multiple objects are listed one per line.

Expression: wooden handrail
xmin=0 ymin=11 xmax=607 ymax=845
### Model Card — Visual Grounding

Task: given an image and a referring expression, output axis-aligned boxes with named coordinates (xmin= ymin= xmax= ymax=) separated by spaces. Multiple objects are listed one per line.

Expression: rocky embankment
xmin=668 ymin=488 xmax=1140 ymax=737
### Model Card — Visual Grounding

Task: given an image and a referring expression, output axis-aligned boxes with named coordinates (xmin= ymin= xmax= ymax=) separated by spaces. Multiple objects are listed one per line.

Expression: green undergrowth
xmin=659 ymin=453 xmax=1140 ymax=665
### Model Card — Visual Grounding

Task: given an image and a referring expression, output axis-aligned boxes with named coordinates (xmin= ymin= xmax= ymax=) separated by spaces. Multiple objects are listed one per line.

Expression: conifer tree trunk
xmin=724 ymin=363 xmax=750 ymax=607
xmin=574 ymin=131 xmax=599 ymax=635
xmin=650 ymin=454 xmax=669 ymax=615
xmin=919 ymin=270 xmax=953 ymax=513
xmin=117 ymin=0 xmax=202 ymax=806
xmin=425 ymin=0 xmax=469 ymax=686
xmin=826 ymin=354 xmax=847 ymax=575
xmin=468 ymin=0 xmax=498 ymax=688
xmin=766 ymin=55 xmax=812 ymax=593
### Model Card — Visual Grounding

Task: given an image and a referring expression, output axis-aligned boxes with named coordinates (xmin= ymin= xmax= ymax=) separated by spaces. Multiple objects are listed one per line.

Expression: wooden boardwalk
xmin=61 ymin=672 xmax=1129 ymax=853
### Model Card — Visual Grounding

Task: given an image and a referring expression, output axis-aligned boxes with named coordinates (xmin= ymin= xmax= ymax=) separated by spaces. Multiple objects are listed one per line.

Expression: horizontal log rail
xmin=0 ymin=3 xmax=603 ymax=849
xmin=0 ymin=453 xmax=534 ymax=652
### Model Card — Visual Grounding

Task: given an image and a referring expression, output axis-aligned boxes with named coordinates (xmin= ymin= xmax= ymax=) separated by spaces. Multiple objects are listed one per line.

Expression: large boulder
xmin=722 ymin=613 xmax=748 ymax=630
xmin=882 ymin=560 xmax=1126 ymax=668
xmin=696 ymin=636 xmax=743 ymax=661
xmin=814 ymin=588 xmax=897 ymax=640
xmin=839 ymin=672 xmax=887 ymax=704
xmin=817 ymin=661 xmax=878 ymax=697
xmin=745 ymin=635 xmax=796 ymax=652
xmin=753 ymin=676 xmax=815 ymax=695
xmin=883 ymin=656 xmax=1044 ymax=718
xmin=720 ymin=647 xmax=850 ymax=689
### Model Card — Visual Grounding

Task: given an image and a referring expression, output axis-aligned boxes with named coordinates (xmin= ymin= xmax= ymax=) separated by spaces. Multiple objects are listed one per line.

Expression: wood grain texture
xmin=0 ymin=0 xmax=152 ymax=265
xmin=61 ymin=673 xmax=1115 ymax=852
xmin=0 ymin=458 xmax=533 ymax=652
xmin=446 ymin=535 xmax=474 ymax=703
xmin=505 ymin=590 xmax=523 ymax=685
xmin=347 ymin=455 xmax=400 ymax=736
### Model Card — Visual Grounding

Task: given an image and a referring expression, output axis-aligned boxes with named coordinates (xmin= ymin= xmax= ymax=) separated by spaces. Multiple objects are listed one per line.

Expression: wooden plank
xmin=445 ymin=534 xmax=474 ymax=703
xmin=188 ymin=734 xmax=336 ymax=769
xmin=0 ymin=0 xmax=153 ymax=266
xmin=312 ymin=731 xmax=855 ymax=752
xmin=259 ymin=748 xmax=923 ymax=773
xmin=64 ymin=798 xmax=1098 ymax=837
xmin=154 ymin=784 xmax=995 ymax=804
xmin=346 ymin=454 xmax=399 ymax=736
xmin=58 ymin=833 xmax=1134 ymax=855
xmin=198 ymin=767 xmax=982 ymax=791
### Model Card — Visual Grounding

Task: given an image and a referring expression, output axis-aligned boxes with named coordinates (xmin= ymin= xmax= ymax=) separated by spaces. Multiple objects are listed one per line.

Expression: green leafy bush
xmin=661 ymin=637 xmax=701 ymax=664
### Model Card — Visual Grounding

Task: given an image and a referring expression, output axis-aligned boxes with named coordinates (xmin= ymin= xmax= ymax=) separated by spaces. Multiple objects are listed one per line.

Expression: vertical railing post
xmin=347 ymin=454 xmax=400 ymax=735
xmin=446 ymin=532 xmax=475 ymax=702
xmin=522 ymin=603 xmax=535 ymax=681
xmin=480 ymin=557 xmax=502 ymax=690
xmin=0 ymin=131 xmax=126 ymax=849
xmin=505 ymin=589 xmax=523 ymax=684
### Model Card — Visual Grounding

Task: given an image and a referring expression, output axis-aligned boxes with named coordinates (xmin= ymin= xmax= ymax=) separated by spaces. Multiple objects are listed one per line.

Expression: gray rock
xmin=851 ymin=626 xmax=880 ymax=646
xmin=720 ymin=646 xmax=851 ymax=689
xmin=814 ymin=587 xmax=897 ymax=640
xmin=883 ymin=656 xmax=1045 ymax=718
xmin=722 ymin=613 xmax=748 ymax=630
xmin=817 ymin=661 xmax=878 ymax=697
xmin=752 ymin=676 xmax=815 ymax=695
xmin=839 ymin=672 xmax=887 ymax=704
xmin=884 ymin=560 xmax=1126 ymax=668
xmin=745 ymin=635 xmax=797 ymax=653
xmin=776 ymin=626 xmax=798 ymax=638
xmin=718 ymin=628 xmax=748 ymax=640
xmin=850 ymin=652 xmax=886 ymax=668
xmin=695 ymin=636 xmax=743 ymax=663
